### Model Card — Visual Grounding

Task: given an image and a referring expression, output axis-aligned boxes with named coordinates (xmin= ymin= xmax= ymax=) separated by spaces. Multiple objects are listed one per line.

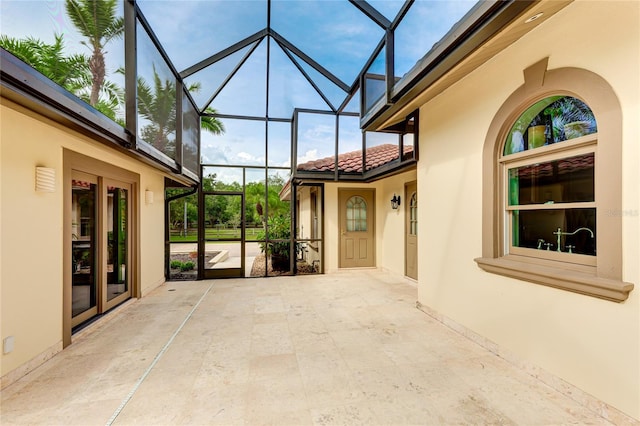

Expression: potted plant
xmin=257 ymin=214 xmax=291 ymax=271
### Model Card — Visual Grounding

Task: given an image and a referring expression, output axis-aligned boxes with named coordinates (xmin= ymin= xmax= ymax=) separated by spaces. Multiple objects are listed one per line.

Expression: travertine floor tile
xmin=0 ymin=271 xmax=626 ymax=425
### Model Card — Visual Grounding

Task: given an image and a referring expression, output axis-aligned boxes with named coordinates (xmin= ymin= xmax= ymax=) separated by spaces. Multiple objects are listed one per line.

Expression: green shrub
xmin=257 ymin=215 xmax=291 ymax=256
xmin=170 ymin=260 xmax=183 ymax=269
xmin=257 ymin=215 xmax=292 ymax=271
xmin=180 ymin=261 xmax=195 ymax=271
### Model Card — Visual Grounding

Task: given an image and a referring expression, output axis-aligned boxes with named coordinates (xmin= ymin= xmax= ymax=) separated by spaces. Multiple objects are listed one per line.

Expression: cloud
xmin=236 ymin=151 xmax=266 ymax=164
xmin=297 ymin=149 xmax=319 ymax=164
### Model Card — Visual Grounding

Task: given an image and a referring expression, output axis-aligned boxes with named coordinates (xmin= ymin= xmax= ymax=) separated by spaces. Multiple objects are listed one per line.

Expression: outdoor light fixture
xmin=35 ymin=166 xmax=55 ymax=192
xmin=391 ymin=194 xmax=401 ymax=210
xmin=145 ymin=190 xmax=154 ymax=205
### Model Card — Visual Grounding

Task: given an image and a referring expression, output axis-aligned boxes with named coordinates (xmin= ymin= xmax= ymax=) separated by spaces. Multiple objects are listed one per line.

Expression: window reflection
xmin=0 ymin=0 xmax=125 ymax=122
xmin=72 ymin=179 xmax=97 ymax=317
xmin=107 ymin=186 xmax=128 ymax=301
xmin=182 ymin=92 xmax=200 ymax=174
xmin=363 ymin=47 xmax=386 ymax=114
xmin=504 ymin=96 xmax=597 ymax=155
xmin=508 ymin=153 xmax=595 ymax=206
xmin=136 ymin=22 xmax=177 ymax=159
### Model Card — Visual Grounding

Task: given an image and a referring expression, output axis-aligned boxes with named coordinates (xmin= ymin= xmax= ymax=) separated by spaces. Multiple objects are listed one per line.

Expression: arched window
xmin=503 ymin=95 xmax=596 ymax=264
xmin=346 ymin=196 xmax=367 ymax=232
xmin=475 ymin=58 xmax=633 ymax=302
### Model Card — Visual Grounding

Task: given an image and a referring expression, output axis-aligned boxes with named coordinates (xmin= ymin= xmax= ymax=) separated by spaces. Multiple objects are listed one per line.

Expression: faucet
xmin=552 ymin=227 xmax=594 ymax=252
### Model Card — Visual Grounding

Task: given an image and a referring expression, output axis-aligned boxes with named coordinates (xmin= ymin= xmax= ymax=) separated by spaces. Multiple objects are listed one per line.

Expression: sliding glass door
xmin=71 ymin=172 xmax=98 ymax=324
xmin=104 ymin=179 xmax=131 ymax=310
xmin=70 ymin=173 xmax=132 ymax=328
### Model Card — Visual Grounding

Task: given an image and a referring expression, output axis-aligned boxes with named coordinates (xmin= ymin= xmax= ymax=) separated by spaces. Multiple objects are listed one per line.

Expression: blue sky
xmin=1 ymin=0 xmax=476 ymax=172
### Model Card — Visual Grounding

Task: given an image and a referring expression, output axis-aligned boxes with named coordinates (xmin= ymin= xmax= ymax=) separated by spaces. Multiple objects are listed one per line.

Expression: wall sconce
xmin=35 ymin=167 xmax=55 ymax=192
xmin=390 ymin=194 xmax=401 ymax=210
xmin=145 ymin=190 xmax=154 ymax=205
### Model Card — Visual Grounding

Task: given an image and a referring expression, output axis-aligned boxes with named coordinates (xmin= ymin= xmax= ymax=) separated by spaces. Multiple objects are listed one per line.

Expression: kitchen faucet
xmin=552 ymin=227 xmax=594 ymax=252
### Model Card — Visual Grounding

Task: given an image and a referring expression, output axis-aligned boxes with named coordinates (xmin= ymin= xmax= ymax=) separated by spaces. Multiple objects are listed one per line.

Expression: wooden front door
xmin=339 ymin=189 xmax=375 ymax=268
xmin=405 ymin=181 xmax=418 ymax=279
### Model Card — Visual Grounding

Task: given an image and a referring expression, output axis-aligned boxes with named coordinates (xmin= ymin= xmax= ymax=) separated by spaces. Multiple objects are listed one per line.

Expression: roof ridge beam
xmin=180 ymin=29 xmax=268 ymax=78
xmin=348 ymin=0 xmax=392 ymax=29
xmin=269 ymin=29 xmax=350 ymax=93
xmin=274 ymin=39 xmax=337 ymax=112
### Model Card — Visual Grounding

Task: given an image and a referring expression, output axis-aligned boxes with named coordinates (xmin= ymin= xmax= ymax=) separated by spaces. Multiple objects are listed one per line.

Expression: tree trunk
xmin=89 ymin=47 xmax=104 ymax=107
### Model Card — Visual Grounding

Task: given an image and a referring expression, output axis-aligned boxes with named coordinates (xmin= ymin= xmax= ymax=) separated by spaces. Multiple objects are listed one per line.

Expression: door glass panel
xmin=410 ymin=192 xmax=417 ymax=236
xmin=72 ymin=179 xmax=97 ymax=317
xmin=346 ymin=196 xmax=367 ymax=231
xmin=168 ymin=187 xmax=199 ymax=281
xmin=107 ymin=185 xmax=128 ymax=301
xmin=203 ymin=193 xmax=244 ymax=278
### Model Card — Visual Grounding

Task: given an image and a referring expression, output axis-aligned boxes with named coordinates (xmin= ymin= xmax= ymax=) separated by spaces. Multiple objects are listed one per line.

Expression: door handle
xmin=341 ymin=230 xmax=346 ymax=236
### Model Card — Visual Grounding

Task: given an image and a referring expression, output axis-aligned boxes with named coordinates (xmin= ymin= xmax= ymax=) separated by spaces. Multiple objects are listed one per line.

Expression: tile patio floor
xmin=0 ymin=270 xmax=620 ymax=425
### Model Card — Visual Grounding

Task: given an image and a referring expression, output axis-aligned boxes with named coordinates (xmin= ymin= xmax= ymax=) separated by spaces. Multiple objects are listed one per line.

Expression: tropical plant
xmin=135 ymin=68 xmax=225 ymax=154
xmin=257 ymin=214 xmax=292 ymax=271
xmin=65 ymin=0 xmax=124 ymax=107
xmin=0 ymin=34 xmax=90 ymax=90
xmin=0 ymin=33 xmax=123 ymax=120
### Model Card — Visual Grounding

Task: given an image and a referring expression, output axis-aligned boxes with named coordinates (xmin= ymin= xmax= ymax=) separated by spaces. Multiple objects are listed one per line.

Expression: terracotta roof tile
xmin=297 ymin=144 xmax=414 ymax=173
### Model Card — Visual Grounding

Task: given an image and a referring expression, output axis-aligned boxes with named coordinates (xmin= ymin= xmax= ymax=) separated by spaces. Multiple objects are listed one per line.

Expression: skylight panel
xmin=136 ymin=0 xmax=267 ymax=72
xmin=270 ymin=0 xmax=383 ymax=86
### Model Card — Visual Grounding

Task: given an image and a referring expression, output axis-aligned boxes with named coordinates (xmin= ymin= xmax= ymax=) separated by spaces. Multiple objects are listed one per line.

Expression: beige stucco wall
xmin=323 ymin=169 xmax=416 ymax=275
xmin=0 ymin=99 xmax=167 ymax=379
xmin=416 ymin=0 xmax=639 ymax=419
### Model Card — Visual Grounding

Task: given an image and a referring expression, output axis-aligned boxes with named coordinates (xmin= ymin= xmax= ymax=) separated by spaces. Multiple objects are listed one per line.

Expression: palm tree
xmin=1 ymin=33 xmax=123 ymax=120
xmin=137 ymin=67 xmax=225 ymax=154
xmin=0 ymin=34 xmax=90 ymax=91
xmin=190 ymin=83 xmax=225 ymax=135
xmin=65 ymin=0 xmax=124 ymax=107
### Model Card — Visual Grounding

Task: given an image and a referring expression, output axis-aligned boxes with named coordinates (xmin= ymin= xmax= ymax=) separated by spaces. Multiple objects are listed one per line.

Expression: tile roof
xmin=297 ymin=143 xmax=413 ymax=173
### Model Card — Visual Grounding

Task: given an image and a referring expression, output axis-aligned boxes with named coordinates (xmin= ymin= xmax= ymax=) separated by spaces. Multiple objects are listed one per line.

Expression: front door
xmin=405 ymin=181 xmax=418 ymax=279
xmin=339 ymin=189 xmax=375 ymax=268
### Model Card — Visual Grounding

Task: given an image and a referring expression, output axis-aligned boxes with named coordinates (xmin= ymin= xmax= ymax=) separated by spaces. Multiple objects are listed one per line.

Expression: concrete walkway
xmin=170 ymin=242 xmax=262 ymax=277
xmin=0 ymin=270 xmax=621 ymax=425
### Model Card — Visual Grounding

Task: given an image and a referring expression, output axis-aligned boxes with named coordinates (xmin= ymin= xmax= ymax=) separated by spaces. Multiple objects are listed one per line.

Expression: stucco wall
xmin=323 ymin=169 xmax=416 ymax=275
xmin=416 ymin=0 xmax=639 ymax=419
xmin=0 ymin=99 xmax=167 ymax=378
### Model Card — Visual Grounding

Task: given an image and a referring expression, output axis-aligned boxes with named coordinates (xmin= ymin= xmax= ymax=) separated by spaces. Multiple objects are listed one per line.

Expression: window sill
xmin=474 ymin=256 xmax=634 ymax=302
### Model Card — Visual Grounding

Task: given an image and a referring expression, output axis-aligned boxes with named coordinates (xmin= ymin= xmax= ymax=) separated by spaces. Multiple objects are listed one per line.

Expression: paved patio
xmin=0 ymin=270 xmax=619 ymax=425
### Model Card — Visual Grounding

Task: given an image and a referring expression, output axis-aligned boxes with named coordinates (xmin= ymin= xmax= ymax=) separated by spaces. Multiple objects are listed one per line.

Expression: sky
xmin=1 ymin=0 xmax=477 ymax=178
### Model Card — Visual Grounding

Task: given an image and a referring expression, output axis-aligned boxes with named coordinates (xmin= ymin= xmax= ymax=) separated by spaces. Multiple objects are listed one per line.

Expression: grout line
xmin=105 ymin=283 xmax=215 ymax=426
